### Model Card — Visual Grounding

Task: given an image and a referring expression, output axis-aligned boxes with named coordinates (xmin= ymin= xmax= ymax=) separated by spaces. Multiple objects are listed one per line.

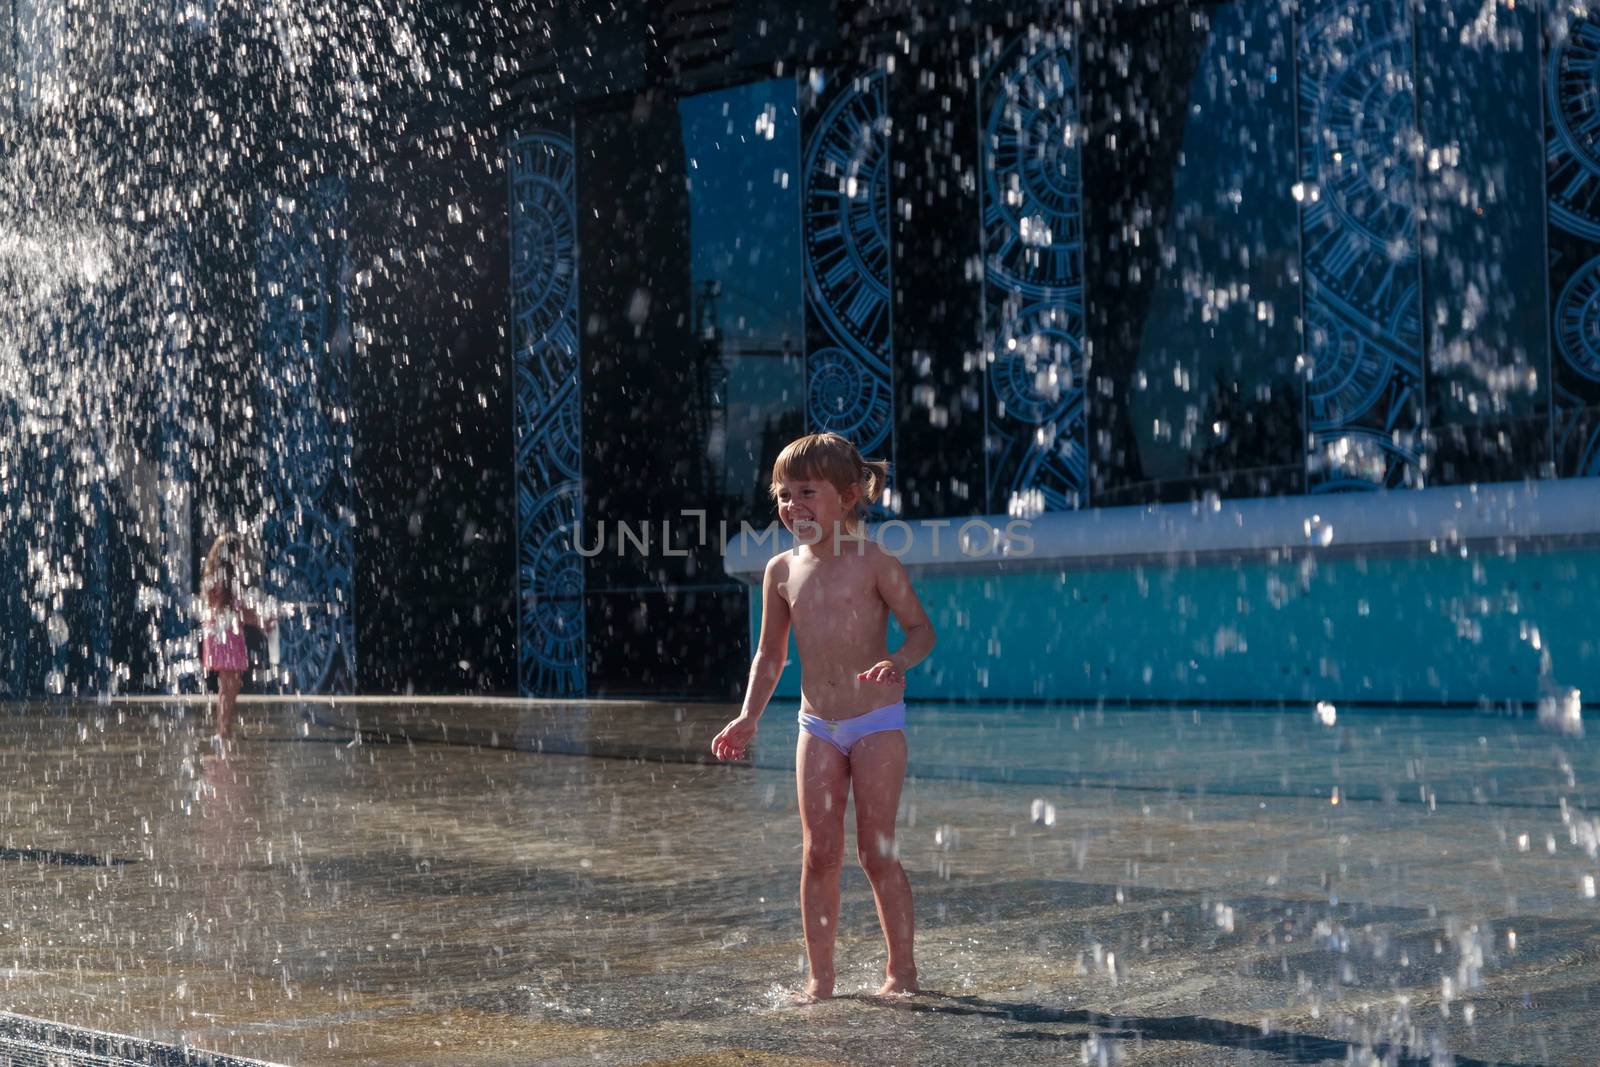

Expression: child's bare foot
xmin=876 ymin=971 xmax=918 ymax=997
xmin=789 ymin=975 xmax=834 ymax=1004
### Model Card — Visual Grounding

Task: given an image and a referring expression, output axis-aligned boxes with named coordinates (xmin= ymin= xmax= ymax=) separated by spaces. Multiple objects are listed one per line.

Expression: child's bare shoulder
xmin=862 ymin=539 xmax=917 ymax=597
xmin=859 ymin=537 xmax=902 ymax=569
xmin=763 ymin=552 xmax=793 ymax=587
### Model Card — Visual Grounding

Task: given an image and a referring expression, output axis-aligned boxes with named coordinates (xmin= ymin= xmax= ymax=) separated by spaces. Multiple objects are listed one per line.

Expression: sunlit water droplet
xmin=1538 ymin=686 xmax=1584 ymax=737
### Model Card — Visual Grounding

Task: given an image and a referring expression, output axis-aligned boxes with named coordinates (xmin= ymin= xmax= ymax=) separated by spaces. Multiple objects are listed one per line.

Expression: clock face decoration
xmin=1555 ymin=256 xmax=1600 ymax=384
xmin=518 ymin=482 xmax=585 ymax=698
xmin=1310 ymin=44 xmax=1417 ymax=254
xmin=989 ymin=306 xmax=1082 ymax=427
xmin=803 ymin=69 xmax=894 ymax=458
xmin=1549 ymin=17 xmax=1600 ymax=242
xmin=982 ymin=38 xmax=1083 ymax=303
xmin=262 ymin=223 xmax=329 ymax=354
xmin=260 ymin=223 xmax=336 ymax=501
xmin=1297 ymin=0 xmax=1423 ymax=491
xmin=269 ymin=518 xmax=350 ymax=696
xmin=515 ymin=335 xmax=582 ymax=485
xmin=996 ymin=305 xmax=1088 ymax=510
xmin=1308 ymin=426 xmax=1420 ymax=494
xmin=979 ymin=31 xmax=1087 ymax=513
xmin=1011 ymin=434 xmax=1088 ymax=513
xmin=1548 ymin=16 xmax=1600 ymax=478
xmin=257 ymin=180 xmax=356 ymax=695
xmin=807 ymin=345 xmax=891 ymax=441
xmin=510 ymin=130 xmax=585 ymax=698
xmin=511 ymin=135 xmax=579 ymax=359
xmin=1303 ymin=298 xmax=1411 ymax=428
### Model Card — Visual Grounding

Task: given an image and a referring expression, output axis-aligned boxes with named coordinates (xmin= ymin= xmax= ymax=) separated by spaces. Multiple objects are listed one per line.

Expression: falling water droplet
xmin=1303 ymin=515 xmax=1334 ymax=547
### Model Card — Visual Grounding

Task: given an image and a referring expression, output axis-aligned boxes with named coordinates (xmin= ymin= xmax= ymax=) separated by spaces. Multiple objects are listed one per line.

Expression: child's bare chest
xmin=783 ymin=559 xmax=881 ymax=622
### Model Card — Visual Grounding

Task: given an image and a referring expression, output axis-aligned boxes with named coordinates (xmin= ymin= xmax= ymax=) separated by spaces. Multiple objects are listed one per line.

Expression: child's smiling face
xmin=774 ymin=476 xmax=859 ymax=543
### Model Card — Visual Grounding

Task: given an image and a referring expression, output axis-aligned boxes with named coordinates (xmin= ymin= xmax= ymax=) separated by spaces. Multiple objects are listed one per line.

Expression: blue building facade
xmin=2 ymin=1 xmax=1596 ymax=703
xmin=514 ymin=0 xmax=1599 ymax=703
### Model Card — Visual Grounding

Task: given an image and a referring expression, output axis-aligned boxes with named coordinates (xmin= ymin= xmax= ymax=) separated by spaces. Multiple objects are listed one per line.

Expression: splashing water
xmin=0 ymin=0 xmax=497 ymax=697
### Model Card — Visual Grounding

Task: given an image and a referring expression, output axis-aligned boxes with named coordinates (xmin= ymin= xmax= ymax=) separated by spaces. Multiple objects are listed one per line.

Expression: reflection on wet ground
xmin=0 ymin=697 xmax=1594 ymax=1065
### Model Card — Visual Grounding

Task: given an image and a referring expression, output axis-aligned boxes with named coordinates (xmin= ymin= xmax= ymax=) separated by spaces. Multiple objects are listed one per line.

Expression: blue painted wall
xmin=760 ymin=546 xmax=1600 ymax=707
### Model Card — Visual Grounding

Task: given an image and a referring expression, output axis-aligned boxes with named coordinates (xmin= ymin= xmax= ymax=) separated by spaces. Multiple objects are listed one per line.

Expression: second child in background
xmin=200 ymin=533 xmax=270 ymax=750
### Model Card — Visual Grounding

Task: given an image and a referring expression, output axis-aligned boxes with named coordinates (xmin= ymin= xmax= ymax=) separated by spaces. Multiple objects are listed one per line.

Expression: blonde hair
xmin=769 ymin=433 xmax=889 ymax=531
xmin=202 ymin=533 xmax=252 ymax=608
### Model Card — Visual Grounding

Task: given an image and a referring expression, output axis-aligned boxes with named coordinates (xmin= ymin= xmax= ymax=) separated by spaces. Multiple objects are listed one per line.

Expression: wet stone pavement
xmin=0 ymin=697 xmax=1595 ymax=1066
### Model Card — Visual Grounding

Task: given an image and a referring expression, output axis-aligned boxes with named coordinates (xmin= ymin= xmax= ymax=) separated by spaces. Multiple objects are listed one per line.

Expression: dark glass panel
xmin=678 ymin=77 xmax=806 ymax=526
xmin=579 ymin=87 xmax=764 ymax=697
xmin=350 ymin=147 xmax=515 ymax=694
xmin=889 ymin=37 xmax=988 ymax=517
xmin=1084 ymin=1 xmax=1303 ymax=507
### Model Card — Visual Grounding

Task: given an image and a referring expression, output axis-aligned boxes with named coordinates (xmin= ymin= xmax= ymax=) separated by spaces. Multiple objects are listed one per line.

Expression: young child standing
xmin=200 ymin=533 xmax=267 ymax=746
xmin=712 ymin=433 xmax=936 ymax=1002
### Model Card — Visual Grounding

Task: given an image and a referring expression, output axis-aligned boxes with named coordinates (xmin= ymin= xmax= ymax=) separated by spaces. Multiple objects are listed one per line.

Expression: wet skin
xmin=712 ymin=475 xmax=936 ymax=1000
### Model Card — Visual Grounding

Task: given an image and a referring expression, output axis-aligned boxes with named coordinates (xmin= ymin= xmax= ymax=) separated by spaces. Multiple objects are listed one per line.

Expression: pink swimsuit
xmin=202 ymin=584 xmax=249 ymax=673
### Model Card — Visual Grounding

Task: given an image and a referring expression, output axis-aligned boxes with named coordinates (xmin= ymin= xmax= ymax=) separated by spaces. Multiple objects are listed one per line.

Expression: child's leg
xmin=849 ymin=729 xmax=917 ymax=994
xmin=215 ymin=670 xmax=242 ymax=740
xmin=796 ymin=730 xmax=850 ymax=1001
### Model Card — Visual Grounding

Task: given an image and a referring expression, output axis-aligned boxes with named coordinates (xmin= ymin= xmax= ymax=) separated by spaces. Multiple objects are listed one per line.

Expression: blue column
xmin=1546 ymin=11 xmax=1600 ymax=478
xmin=0 ymin=399 xmax=23 ymax=699
xmin=1295 ymin=0 xmax=1426 ymax=491
xmin=257 ymin=178 xmax=356 ymax=695
xmin=801 ymin=68 xmax=897 ymax=485
xmin=158 ymin=254 xmax=196 ymax=692
xmin=509 ymin=129 xmax=585 ymax=698
xmin=977 ymin=28 xmax=1088 ymax=514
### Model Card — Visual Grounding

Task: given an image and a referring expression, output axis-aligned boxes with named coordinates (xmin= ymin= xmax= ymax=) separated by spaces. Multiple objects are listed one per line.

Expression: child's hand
xmin=857 ymin=660 xmax=902 ymax=685
xmin=711 ymin=715 xmax=758 ymax=761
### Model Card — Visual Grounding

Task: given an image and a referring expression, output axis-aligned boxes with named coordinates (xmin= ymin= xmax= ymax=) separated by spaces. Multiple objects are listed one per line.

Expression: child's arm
xmin=238 ymin=588 xmax=271 ymax=630
xmin=858 ymin=548 xmax=935 ymax=684
xmin=712 ymin=556 xmax=791 ymax=760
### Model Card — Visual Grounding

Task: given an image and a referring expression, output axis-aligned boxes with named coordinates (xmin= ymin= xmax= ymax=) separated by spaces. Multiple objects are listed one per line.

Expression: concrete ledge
xmin=722 ymin=478 xmax=1600 ymax=581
